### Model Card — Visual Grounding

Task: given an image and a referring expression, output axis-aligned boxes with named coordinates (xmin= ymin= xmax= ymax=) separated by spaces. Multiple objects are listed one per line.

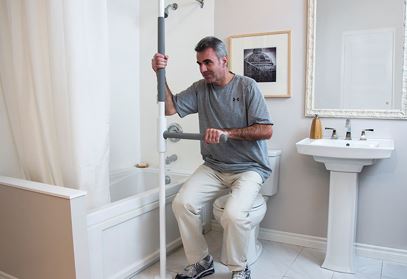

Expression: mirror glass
xmin=305 ymin=0 xmax=407 ymax=119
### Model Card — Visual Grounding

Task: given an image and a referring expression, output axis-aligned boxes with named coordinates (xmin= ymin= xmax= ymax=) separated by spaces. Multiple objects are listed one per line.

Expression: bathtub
xmin=87 ymin=168 xmax=188 ymax=279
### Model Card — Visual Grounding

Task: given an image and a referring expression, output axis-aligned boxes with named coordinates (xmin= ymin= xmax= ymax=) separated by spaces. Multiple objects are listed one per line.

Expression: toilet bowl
xmin=212 ymin=149 xmax=281 ymax=266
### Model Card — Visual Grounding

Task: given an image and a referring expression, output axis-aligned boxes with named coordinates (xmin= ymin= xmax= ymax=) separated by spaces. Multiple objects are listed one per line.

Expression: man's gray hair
xmin=195 ymin=36 xmax=228 ymax=59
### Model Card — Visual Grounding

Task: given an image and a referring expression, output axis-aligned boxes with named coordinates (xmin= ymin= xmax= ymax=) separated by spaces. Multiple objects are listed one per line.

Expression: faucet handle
xmin=360 ymin=129 xmax=374 ymax=140
xmin=345 ymin=118 xmax=351 ymax=129
xmin=325 ymin=127 xmax=338 ymax=139
xmin=344 ymin=119 xmax=352 ymax=140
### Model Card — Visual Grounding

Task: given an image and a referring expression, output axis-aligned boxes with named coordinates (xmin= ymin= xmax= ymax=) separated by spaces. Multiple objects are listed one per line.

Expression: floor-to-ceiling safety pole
xmin=156 ymin=2 xmax=219 ymax=277
xmin=157 ymin=0 xmax=167 ymax=278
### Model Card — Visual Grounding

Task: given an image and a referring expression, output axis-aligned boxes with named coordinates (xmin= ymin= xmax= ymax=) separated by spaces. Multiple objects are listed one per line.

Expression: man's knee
xmin=172 ymin=194 xmax=184 ymax=215
xmin=172 ymin=193 xmax=200 ymax=216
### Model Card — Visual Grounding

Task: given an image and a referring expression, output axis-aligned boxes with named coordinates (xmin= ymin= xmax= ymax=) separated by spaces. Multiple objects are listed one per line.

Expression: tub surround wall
xmin=0 ymin=176 xmax=89 ymax=279
xmin=139 ymin=0 xmax=215 ymax=173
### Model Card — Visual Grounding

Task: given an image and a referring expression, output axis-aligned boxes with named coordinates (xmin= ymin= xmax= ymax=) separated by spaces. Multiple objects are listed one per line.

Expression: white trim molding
xmin=259 ymin=227 xmax=326 ymax=250
xmin=259 ymin=227 xmax=407 ymax=265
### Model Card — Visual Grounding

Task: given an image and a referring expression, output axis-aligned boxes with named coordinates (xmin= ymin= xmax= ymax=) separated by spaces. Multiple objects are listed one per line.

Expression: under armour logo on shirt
xmin=233 ymin=97 xmax=240 ymax=102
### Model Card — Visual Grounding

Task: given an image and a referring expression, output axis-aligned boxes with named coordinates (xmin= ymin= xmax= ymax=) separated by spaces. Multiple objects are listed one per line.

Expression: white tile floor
xmin=133 ymin=230 xmax=407 ymax=279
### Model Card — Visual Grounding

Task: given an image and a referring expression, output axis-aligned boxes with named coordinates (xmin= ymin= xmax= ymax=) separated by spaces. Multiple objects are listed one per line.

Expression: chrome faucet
xmin=325 ymin=127 xmax=338 ymax=139
xmin=345 ymin=119 xmax=352 ymax=140
xmin=360 ymin=129 xmax=374 ymax=140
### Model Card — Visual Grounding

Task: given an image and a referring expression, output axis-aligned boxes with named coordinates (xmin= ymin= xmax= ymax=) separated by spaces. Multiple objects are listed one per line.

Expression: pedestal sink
xmin=296 ymin=138 xmax=394 ymax=273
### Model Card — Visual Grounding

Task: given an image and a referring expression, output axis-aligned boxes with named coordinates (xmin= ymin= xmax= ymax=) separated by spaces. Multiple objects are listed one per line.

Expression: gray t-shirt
xmin=173 ymin=74 xmax=273 ymax=181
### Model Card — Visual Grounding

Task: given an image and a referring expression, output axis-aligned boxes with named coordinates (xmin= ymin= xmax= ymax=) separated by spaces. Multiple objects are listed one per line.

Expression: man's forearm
xmin=165 ymin=81 xmax=177 ymax=115
xmin=224 ymin=124 xmax=273 ymax=141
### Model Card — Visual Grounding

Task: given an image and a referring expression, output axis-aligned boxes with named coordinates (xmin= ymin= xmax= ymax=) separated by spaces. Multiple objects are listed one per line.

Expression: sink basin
xmin=296 ymin=138 xmax=394 ymax=159
xmin=296 ymin=137 xmax=394 ymax=273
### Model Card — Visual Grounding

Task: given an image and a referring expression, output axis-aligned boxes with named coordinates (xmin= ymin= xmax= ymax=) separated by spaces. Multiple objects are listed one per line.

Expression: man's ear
xmin=223 ymin=56 xmax=228 ymax=67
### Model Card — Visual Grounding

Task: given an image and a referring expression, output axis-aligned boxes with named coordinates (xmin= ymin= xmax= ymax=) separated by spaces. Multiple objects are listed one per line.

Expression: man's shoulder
xmin=232 ymin=75 xmax=264 ymax=100
xmin=180 ymin=79 xmax=207 ymax=95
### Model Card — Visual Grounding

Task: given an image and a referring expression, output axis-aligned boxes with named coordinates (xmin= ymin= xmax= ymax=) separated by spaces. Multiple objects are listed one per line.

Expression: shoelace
xmin=232 ymin=270 xmax=247 ymax=279
xmin=184 ymin=262 xmax=201 ymax=276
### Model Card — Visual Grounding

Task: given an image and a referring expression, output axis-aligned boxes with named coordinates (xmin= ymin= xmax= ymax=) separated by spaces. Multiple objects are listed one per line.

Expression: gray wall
xmin=215 ymin=0 xmax=407 ymax=250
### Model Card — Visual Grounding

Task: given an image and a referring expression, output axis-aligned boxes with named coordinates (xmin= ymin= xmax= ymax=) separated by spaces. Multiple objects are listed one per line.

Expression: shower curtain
xmin=0 ymin=0 xmax=110 ymax=209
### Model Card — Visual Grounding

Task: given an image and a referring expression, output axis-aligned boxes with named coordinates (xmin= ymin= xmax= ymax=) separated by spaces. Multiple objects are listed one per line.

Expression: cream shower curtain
xmin=0 ymin=0 xmax=110 ymax=209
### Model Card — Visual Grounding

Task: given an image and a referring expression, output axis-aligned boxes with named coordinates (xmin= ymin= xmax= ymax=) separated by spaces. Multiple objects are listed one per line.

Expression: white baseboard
xmin=212 ymin=220 xmax=407 ymax=265
xmin=356 ymin=242 xmax=407 ymax=265
xmin=0 ymin=271 xmax=18 ymax=279
xmin=258 ymin=227 xmax=327 ymax=250
xmin=259 ymin=227 xmax=407 ymax=265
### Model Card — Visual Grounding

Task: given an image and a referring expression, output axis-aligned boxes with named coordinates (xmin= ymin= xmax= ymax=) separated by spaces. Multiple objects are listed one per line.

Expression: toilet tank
xmin=261 ymin=149 xmax=281 ymax=196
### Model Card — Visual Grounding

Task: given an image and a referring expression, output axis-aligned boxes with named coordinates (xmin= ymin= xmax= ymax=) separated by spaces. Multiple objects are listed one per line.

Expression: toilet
xmin=212 ymin=149 xmax=281 ymax=266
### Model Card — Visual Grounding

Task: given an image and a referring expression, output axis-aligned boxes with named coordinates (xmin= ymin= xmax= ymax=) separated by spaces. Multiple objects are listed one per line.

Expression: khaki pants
xmin=172 ymin=165 xmax=263 ymax=271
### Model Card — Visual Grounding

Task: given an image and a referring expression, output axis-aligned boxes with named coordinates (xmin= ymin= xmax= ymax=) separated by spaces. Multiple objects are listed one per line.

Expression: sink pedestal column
xmin=296 ymin=139 xmax=395 ymax=274
xmin=314 ymin=156 xmax=375 ymax=274
xmin=322 ymin=171 xmax=358 ymax=273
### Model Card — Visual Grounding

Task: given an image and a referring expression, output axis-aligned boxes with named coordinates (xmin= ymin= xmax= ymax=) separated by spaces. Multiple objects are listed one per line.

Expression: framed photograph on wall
xmin=229 ymin=31 xmax=291 ymax=98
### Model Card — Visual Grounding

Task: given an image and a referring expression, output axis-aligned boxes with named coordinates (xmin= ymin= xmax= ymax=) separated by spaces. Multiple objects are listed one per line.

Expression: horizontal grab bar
xmin=163 ymin=131 xmax=228 ymax=143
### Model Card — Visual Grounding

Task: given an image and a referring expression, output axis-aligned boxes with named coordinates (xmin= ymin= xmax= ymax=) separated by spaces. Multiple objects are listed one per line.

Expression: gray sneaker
xmin=231 ymin=265 xmax=250 ymax=279
xmin=175 ymin=254 xmax=215 ymax=279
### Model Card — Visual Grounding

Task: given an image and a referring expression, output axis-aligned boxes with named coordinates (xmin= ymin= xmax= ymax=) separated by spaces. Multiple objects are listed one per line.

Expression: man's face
xmin=196 ymin=48 xmax=228 ymax=85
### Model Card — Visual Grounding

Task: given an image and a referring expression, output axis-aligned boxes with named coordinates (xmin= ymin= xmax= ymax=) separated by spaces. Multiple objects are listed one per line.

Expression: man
xmin=151 ymin=36 xmax=273 ymax=279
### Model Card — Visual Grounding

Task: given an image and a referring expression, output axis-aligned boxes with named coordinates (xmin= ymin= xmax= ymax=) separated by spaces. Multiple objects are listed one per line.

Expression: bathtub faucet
xmin=165 ymin=175 xmax=171 ymax=184
xmin=165 ymin=154 xmax=178 ymax=165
